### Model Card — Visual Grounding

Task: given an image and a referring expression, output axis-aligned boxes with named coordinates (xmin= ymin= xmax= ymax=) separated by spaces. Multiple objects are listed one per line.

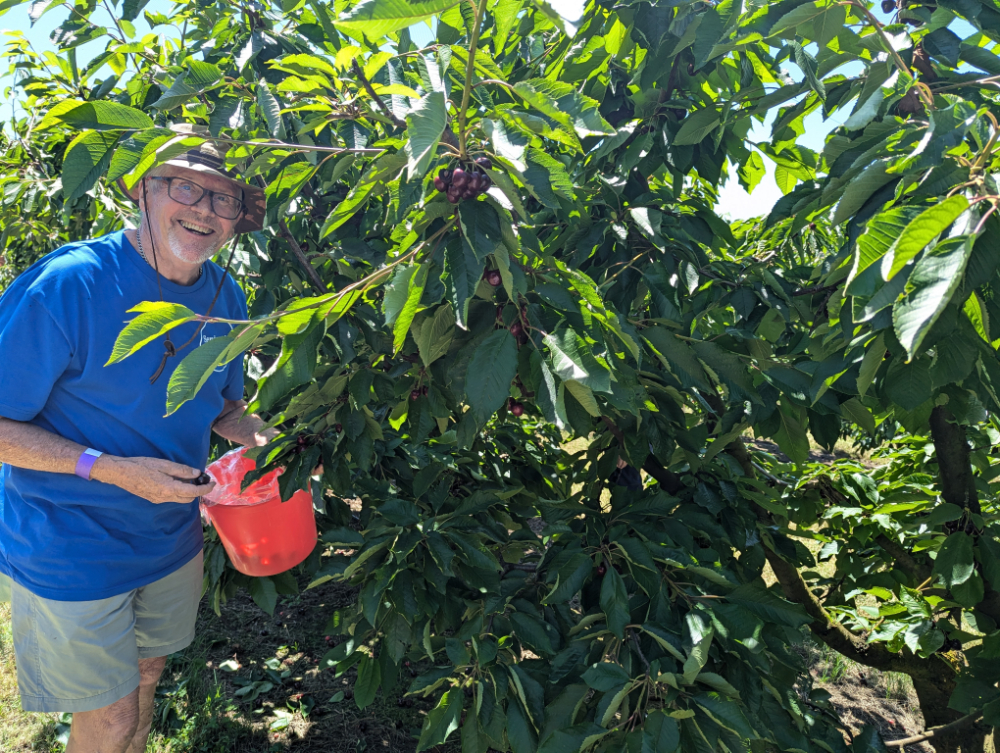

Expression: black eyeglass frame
xmin=146 ymin=175 xmax=246 ymax=221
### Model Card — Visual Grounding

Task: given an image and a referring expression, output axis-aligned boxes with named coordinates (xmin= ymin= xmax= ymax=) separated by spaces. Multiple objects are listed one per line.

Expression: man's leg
xmin=9 ymin=580 xmax=143 ymax=749
xmin=65 ymin=687 xmax=140 ymax=753
xmin=127 ymin=655 xmax=167 ymax=753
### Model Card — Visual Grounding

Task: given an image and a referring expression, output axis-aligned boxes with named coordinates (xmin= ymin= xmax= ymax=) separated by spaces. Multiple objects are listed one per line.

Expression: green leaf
xmin=165 ymin=335 xmax=235 ymax=416
xmin=393 ymin=264 xmax=430 ymax=352
xmin=673 ymin=108 xmax=720 ymax=146
xmin=37 ymin=100 xmax=154 ymax=131
xmin=336 ymin=0 xmax=460 ymax=38
xmin=106 ymin=302 xmax=197 ymax=365
xmin=882 ymin=196 xmax=969 ymax=281
xmin=599 ymin=566 xmax=629 ymax=639
xmin=726 ymin=583 xmax=811 ymax=628
xmin=510 ymin=612 xmax=556 ymax=656
xmin=322 ymin=527 xmax=365 ymax=547
xmin=682 ymin=631 xmax=712 ymax=684
xmin=61 ymin=130 xmax=119 ymax=201
xmin=404 ymin=90 xmax=447 ymax=180
xmin=506 ymin=699 xmax=538 ymax=753
xmin=831 ymin=161 xmax=893 ymax=226
xmin=690 ymin=341 xmax=759 ymax=403
xmin=934 ymin=532 xmax=975 ymax=589
xmin=544 ymin=552 xmax=594 ymax=604
xmin=354 ymin=654 xmax=382 ymax=710
xmin=414 ymin=304 xmax=455 ymax=367
xmin=383 ymin=264 xmax=418 ymax=327
xmin=443 ymin=235 xmax=481 ymax=329
xmin=257 ymin=80 xmax=286 ymax=139
xmin=459 ymin=201 xmax=504 ymax=261
xmin=791 ymin=41 xmax=825 ymax=99
xmin=695 ymin=672 xmax=741 ymax=698
xmin=322 ymin=152 xmax=408 ymax=236
xmin=465 ymin=330 xmax=517 ymax=422
xmin=544 ymin=328 xmax=612 ymax=393
xmin=840 ymin=397 xmax=875 ymax=435
xmin=856 ymin=333 xmax=885 ymax=397
xmin=642 ymin=711 xmax=680 ymax=753
xmin=642 ymin=328 xmax=709 ymax=389
xmin=484 ymin=117 xmax=526 ymax=171
xmin=978 ymin=535 xmax=1000 ymax=591
xmin=513 ymin=79 xmax=614 ymax=140
xmin=693 ymin=693 xmax=754 ymax=739
xmin=153 ymin=60 xmax=223 ymax=110
xmin=249 ymin=577 xmax=278 ymax=615
xmin=768 ymin=0 xmax=829 ymax=37
xmin=893 ymin=236 xmax=974 ymax=359
xmin=773 ymin=401 xmax=810 ymax=465
xmin=582 ymin=662 xmax=630 ymax=692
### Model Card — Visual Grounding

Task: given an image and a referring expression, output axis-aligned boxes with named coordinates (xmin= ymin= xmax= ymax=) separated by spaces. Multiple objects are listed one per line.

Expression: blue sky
xmin=0 ymin=2 xmax=977 ymax=220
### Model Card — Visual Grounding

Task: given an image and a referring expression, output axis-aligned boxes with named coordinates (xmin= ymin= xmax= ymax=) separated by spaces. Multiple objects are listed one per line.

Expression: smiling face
xmin=138 ymin=165 xmax=242 ymax=266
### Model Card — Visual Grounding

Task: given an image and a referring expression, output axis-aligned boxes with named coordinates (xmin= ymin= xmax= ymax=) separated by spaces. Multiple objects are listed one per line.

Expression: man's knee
xmin=70 ymin=691 xmax=140 ymax=751
xmin=138 ymin=655 xmax=167 ymax=687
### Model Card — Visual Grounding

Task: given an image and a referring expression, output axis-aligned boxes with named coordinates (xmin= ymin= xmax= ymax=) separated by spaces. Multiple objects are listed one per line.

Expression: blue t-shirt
xmin=0 ymin=230 xmax=248 ymax=601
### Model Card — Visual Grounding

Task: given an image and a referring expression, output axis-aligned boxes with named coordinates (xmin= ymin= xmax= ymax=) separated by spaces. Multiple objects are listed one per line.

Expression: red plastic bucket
xmin=200 ymin=448 xmax=317 ymax=577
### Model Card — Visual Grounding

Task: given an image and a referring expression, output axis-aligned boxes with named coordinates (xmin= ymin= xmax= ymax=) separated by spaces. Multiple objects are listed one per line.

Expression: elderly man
xmin=0 ymin=131 xmax=269 ymax=753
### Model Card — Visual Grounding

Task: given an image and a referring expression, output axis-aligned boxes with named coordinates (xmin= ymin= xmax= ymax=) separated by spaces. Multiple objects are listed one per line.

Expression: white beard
xmin=139 ymin=211 xmax=229 ymax=265
xmin=166 ymin=227 xmax=226 ymax=265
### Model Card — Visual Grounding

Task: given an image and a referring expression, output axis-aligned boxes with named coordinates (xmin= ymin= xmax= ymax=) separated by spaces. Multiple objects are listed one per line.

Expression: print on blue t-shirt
xmin=0 ymin=230 xmax=248 ymax=601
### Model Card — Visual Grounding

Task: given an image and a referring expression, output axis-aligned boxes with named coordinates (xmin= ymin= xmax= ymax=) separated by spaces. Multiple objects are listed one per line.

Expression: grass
xmin=0 ymin=578 xmax=453 ymax=753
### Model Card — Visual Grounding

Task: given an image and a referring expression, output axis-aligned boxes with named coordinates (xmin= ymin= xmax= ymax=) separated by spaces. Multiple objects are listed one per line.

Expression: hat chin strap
xmin=139 ymin=178 xmax=240 ymax=385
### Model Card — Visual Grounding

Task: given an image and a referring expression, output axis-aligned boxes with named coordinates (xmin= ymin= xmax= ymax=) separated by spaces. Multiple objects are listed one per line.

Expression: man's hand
xmin=91 ymin=455 xmax=216 ymax=504
xmin=213 ymin=399 xmax=277 ymax=447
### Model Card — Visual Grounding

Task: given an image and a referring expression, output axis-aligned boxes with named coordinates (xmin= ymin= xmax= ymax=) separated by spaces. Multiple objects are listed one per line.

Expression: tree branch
xmin=727 ymin=439 xmax=936 ymax=678
xmin=874 ymin=535 xmax=931 ymax=583
xmin=884 ymin=712 xmax=983 ymax=748
xmin=929 ymin=405 xmax=980 ymax=515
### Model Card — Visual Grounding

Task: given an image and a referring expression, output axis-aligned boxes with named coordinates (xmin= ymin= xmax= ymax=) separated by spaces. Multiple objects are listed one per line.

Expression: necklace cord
xmin=140 ymin=178 xmax=240 ymax=384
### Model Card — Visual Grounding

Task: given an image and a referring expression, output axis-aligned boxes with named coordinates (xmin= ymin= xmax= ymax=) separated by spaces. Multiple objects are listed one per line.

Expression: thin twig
xmin=279 ymin=220 xmax=326 ymax=293
xmin=844 ymin=0 xmax=934 ymax=109
xmin=351 ymin=59 xmax=406 ymax=129
xmin=458 ymin=0 xmax=489 ymax=158
xmin=931 ymin=74 xmax=1000 ymax=93
xmin=214 ymin=135 xmax=383 ymax=154
xmin=253 ymin=174 xmax=326 ymax=293
xmin=628 ymin=630 xmax=651 ymax=674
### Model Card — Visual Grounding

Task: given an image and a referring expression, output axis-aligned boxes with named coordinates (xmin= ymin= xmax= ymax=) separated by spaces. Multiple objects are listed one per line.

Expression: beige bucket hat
xmin=117 ymin=124 xmax=266 ymax=233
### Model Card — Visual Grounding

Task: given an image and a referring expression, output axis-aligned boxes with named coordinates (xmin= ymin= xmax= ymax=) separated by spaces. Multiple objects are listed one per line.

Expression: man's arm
xmin=212 ymin=399 xmax=278 ymax=447
xmin=0 ymin=416 xmax=212 ymax=504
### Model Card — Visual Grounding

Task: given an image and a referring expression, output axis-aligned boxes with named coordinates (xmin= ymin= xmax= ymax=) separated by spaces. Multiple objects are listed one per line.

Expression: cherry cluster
xmin=507 ymin=397 xmax=525 ymax=417
xmin=434 ymin=157 xmax=493 ymax=204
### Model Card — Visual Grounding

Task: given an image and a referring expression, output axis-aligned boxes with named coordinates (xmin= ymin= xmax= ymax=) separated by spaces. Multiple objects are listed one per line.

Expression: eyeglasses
xmin=147 ymin=176 xmax=245 ymax=220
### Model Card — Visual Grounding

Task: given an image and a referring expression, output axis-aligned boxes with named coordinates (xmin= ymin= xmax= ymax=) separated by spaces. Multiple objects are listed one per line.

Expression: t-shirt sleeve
xmin=221 ymin=282 xmax=249 ymax=401
xmin=0 ymin=292 xmax=73 ymax=421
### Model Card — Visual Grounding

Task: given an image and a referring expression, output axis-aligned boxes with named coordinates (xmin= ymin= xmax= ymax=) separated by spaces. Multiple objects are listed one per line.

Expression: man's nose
xmin=191 ymin=191 xmax=215 ymax=216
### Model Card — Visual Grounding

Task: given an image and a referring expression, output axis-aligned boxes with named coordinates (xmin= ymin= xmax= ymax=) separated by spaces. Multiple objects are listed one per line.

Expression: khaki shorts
xmin=7 ymin=550 xmax=203 ymax=713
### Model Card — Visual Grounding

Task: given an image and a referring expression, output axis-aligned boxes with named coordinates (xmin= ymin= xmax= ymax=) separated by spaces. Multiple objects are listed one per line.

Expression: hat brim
xmin=116 ymin=162 xmax=265 ymax=234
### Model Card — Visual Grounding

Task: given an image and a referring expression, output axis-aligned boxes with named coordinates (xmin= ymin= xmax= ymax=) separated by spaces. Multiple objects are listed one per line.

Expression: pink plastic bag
xmin=201 ymin=447 xmax=282 ymax=508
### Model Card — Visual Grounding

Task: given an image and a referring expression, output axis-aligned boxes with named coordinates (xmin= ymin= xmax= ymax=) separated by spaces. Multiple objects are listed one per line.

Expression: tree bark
xmin=929 ymin=405 xmax=980 ymax=515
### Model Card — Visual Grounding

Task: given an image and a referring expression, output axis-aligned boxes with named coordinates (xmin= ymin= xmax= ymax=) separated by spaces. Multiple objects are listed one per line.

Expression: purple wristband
xmin=75 ymin=448 xmax=104 ymax=480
